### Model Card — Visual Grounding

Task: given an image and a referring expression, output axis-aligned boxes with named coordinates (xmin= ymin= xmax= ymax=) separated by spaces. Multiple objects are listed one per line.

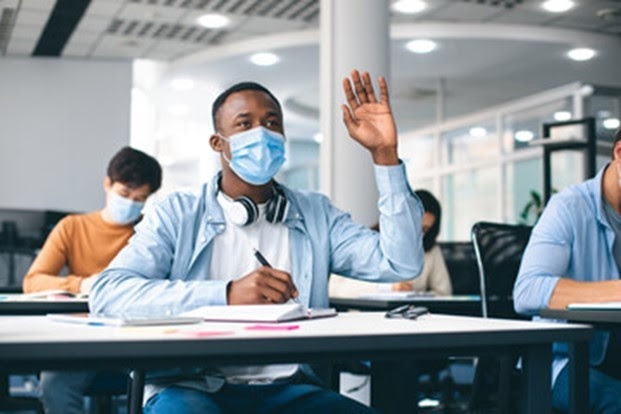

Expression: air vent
xmin=127 ymin=0 xmax=319 ymax=22
xmin=0 ymin=7 xmax=17 ymax=55
xmin=107 ymin=18 xmax=229 ymax=44
xmin=460 ymin=0 xmax=524 ymax=8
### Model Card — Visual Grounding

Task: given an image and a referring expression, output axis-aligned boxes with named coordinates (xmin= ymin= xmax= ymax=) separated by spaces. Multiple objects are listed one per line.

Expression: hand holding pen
xmin=253 ymin=249 xmax=301 ymax=304
xmin=225 ymin=249 xmax=300 ymax=305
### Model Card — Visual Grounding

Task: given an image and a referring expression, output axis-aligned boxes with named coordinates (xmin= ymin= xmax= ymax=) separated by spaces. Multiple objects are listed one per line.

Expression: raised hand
xmin=342 ymin=69 xmax=399 ymax=165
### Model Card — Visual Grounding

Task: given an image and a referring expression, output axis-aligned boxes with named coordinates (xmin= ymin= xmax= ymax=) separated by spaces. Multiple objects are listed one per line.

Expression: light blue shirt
xmin=90 ymin=161 xmax=423 ymax=316
xmin=513 ymin=164 xmax=619 ymax=382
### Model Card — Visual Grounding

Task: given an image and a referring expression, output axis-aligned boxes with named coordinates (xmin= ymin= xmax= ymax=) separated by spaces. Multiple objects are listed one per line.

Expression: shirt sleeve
xmin=22 ymin=218 xmax=83 ymax=294
xmin=513 ymin=194 xmax=571 ymax=316
xmin=328 ymin=162 xmax=424 ymax=282
xmin=89 ymin=198 xmax=229 ymax=317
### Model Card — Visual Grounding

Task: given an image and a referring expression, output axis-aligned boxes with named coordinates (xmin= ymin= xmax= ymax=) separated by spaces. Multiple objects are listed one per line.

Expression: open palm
xmin=342 ymin=70 xmax=397 ymax=152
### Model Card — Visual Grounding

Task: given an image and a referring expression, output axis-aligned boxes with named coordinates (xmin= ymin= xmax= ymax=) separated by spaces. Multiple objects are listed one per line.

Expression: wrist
xmin=371 ymin=146 xmax=399 ymax=166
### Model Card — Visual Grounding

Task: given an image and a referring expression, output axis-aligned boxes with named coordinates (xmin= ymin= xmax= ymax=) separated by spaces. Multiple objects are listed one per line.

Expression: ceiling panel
xmin=19 ymin=0 xmax=56 ymax=11
xmin=5 ymin=37 xmax=35 ymax=54
xmin=120 ymin=3 xmax=188 ymax=22
xmin=426 ymin=2 xmax=505 ymax=21
xmin=12 ymin=9 xmax=49 ymax=26
xmin=86 ymin=1 xmax=125 ymax=17
xmin=62 ymin=41 xmax=93 ymax=57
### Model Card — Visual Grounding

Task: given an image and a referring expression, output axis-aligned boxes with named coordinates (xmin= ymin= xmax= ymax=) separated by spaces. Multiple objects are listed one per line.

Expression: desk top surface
xmin=0 ymin=312 xmax=591 ymax=346
xmin=0 ymin=313 xmax=592 ymax=371
xmin=541 ymin=308 xmax=621 ymax=324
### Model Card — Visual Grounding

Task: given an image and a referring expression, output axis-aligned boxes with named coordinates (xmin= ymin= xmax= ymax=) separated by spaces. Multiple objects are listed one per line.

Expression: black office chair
xmin=438 ymin=241 xmax=480 ymax=296
xmin=471 ymin=222 xmax=532 ymax=319
xmin=470 ymin=221 xmax=533 ymax=413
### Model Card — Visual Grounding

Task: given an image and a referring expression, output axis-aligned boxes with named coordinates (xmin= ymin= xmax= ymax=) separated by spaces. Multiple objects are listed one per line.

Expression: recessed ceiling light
xmin=515 ymin=130 xmax=535 ymax=142
xmin=392 ymin=0 xmax=427 ymax=14
xmin=168 ymin=105 xmax=190 ymax=116
xmin=541 ymin=0 xmax=575 ymax=13
xmin=170 ymin=78 xmax=195 ymax=91
xmin=603 ymin=118 xmax=620 ymax=130
xmin=567 ymin=48 xmax=596 ymax=62
xmin=405 ymin=39 xmax=437 ymax=54
xmin=554 ymin=111 xmax=572 ymax=121
xmin=469 ymin=127 xmax=487 ymax=138
xmin=197 ymin=13 xmax=230 ymax=29
xmin=250 ymin=52 xmax=280 ymax=66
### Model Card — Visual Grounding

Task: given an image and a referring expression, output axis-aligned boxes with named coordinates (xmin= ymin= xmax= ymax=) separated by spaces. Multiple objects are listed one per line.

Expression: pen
xmin=253 ymin=249 xmax=300 ymax=304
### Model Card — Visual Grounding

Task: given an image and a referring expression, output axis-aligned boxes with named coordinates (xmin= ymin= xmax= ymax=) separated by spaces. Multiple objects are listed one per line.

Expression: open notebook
xmin=568 ymin=302 xmax=621 ymax=310
xmin=182 ymin=303 xmax=337 ymax=323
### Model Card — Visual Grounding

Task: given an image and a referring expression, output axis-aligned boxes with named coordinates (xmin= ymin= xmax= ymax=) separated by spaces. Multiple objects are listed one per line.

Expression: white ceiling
xmin=2 ymin=0 xmax=621 ymax=60
xmin=2 ymin=0 xmax=621 ymax=137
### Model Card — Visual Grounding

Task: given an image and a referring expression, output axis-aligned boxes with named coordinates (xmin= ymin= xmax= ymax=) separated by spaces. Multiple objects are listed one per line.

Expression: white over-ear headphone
xmin=225 ymin=183 xmax=289 ymax=227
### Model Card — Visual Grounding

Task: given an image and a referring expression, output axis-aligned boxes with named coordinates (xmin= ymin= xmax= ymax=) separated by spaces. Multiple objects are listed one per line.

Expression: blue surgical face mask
xmin=219 ymin=126 xmax=286 ymax=185
xmin=107 ymin=192 xmax=144 ymax=225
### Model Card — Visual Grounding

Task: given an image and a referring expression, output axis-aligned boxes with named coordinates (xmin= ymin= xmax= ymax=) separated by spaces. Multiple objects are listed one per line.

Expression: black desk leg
xmin=569 ymin=341 xmax=589 ymax=414
xmin=521 ymin=344 xmax=552 ymax=414
xmin=371 ymin=361 xmax=418 ymax=414
xmin=128 ymin=370 xmax=145 ymax=414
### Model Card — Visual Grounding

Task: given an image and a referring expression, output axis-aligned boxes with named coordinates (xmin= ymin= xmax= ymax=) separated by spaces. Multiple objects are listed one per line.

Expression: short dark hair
xmin=614 ymin=128 xmax=621 ymax=158
xmin=415 ymin=189 xmax=442 ymax=252
xmin=107 ymin=147 xmax=162 ymax=193
xmin=211 ymin=82 xmax=281 ymax=131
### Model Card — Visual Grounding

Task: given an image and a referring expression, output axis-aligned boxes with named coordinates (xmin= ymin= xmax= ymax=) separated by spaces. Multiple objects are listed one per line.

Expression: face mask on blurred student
xmin=219 ymin=126 xmax=286 ymax=185
xmin=107 ymin=192 xmax=144 ymax=225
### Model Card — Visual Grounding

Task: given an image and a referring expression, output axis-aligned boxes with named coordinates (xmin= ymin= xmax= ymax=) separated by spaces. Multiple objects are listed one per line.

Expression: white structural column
xmin=319 ymin=0 xmax=391 ymax=226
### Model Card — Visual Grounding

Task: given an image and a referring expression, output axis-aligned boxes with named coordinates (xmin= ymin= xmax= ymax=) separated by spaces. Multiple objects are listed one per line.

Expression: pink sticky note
xmin=245 ymin=324 xmax=300 ymax=331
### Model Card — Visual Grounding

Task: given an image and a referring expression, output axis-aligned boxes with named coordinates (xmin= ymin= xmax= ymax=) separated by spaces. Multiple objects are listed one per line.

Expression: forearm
xmin=22 ymin=272 xmax=83 ymax=293
xmin=548 ymin=278 xmax=621 ymax=309
xmin=90 ymin=268 xmax=229 ymax=316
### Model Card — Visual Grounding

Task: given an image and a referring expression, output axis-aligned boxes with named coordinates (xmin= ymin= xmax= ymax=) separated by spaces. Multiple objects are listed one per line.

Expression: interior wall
xmin=0 ymin=57 xmax=132 ymax=212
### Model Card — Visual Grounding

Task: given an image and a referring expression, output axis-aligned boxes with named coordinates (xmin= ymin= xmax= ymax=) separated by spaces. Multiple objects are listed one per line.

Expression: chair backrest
xmin=471 ymin=222 xmax=532 ymax=318
xmin=438 ymin=241 xmax=480 ymax=295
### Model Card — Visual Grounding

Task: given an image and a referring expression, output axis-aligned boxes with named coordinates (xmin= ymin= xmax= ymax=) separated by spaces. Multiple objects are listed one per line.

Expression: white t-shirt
xmin=209 ymin=192 xmax=298 ymax=383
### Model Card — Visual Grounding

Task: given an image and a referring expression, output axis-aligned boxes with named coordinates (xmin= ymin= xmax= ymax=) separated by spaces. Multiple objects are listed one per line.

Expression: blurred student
xmin=24 ymin=146 xmax=162 ymax=414
xmin=23 ymin=146 xmax=162 ymax=295
xmin=514 ymin=129 xmax=621 ymax=413
xmin=392 ymin=190 xmax=451 ymax=295
xmin=330 ymin=189 xmax=451 ymax=297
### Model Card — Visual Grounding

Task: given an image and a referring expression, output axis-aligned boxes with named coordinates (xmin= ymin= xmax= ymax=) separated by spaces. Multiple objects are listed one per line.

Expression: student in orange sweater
xmin=24 ymin=146 xmax=162 ymax=414
xmin=23 ymin=146 xmax=162 ymax=296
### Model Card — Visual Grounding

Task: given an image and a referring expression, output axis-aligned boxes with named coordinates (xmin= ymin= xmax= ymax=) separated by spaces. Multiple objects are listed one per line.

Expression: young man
xmin=514 ymin=129 xmax=621 ymax=413
xmin=24 ymin=146 xmax=162 ymax=414
xmin=91 ymin=70 xmax=424 ymax=413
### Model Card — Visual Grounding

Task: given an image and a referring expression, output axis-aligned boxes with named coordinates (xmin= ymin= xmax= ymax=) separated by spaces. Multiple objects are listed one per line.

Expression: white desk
xmin=0 ymin=312 xmax=591 ymax=414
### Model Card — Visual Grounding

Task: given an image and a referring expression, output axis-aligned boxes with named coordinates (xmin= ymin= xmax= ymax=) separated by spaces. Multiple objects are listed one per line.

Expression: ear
xmin=614 ymin=140 xmax=621 ymax=162
xmin=210 ymin=134 xmax=224 ymax=152
xmin=104 ymin=176 xmax=112 ymax=192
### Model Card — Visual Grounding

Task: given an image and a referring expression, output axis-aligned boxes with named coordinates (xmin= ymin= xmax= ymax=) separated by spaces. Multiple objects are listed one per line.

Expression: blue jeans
xmin=39 ymin=371 xmax=127 ymax=414
xmin=552 ymin=365 xmax=621 ymax=414
xmin=144 ymin=383 xmax=377 ymax=414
